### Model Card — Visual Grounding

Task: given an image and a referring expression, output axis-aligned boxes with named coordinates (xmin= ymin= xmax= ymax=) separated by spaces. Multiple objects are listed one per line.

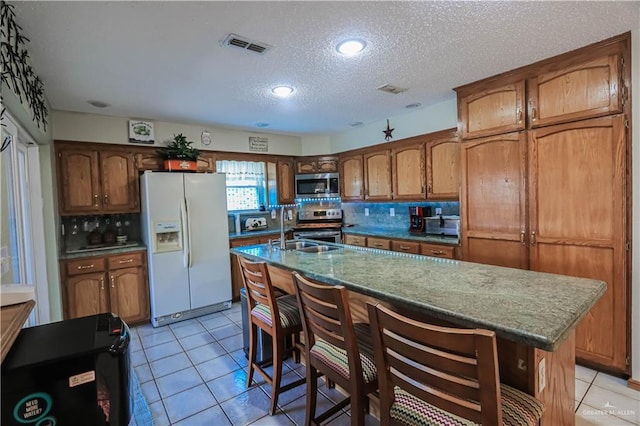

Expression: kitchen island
xmin=232 ymin=240 xmax=606 ymax=425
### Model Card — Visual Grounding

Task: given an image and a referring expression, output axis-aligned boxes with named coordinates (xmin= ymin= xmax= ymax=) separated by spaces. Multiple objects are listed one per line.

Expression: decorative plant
xmin=157 ymin=133 xmax=200 ymax=161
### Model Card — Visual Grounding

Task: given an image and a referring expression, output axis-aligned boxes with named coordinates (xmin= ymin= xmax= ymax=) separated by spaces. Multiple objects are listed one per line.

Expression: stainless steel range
xmin=293 ymin=208 xmax=342 ymax=243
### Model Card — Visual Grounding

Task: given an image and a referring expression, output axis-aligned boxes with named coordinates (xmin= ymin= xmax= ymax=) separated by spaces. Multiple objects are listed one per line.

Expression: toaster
xmin=425 ymin=216 xmax=460 ymax=237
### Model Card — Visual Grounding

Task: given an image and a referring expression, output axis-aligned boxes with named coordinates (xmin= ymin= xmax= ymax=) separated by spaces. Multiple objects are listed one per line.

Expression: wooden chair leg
xmin=246 ymin=323 xmax=257 ymax=387
xmin=269 ymin=336 xmax=285 ymax=415
xmin=305 ymin=365 xmax=318 ymax=426
xmin=326 ymin=378 xmax=335 ymax=389
xmin=350 ymin=388 xmax=365 ymax=426
xmin=292 ymin=333 xmax=301 ymax=363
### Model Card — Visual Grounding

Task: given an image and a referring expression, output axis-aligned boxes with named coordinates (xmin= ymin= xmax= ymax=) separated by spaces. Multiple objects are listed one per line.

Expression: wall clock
xmin=201 ymin=131 xmax=212 ymax=146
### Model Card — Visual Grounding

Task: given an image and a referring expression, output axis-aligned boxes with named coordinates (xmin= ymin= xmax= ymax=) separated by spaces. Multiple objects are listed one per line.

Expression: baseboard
xmin=628 ymin=378 xmax=640 ymax=391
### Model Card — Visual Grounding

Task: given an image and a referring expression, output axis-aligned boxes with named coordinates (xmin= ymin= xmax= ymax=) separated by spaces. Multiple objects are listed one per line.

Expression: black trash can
xmin=240 ymin=288 xmax=294 ymax=365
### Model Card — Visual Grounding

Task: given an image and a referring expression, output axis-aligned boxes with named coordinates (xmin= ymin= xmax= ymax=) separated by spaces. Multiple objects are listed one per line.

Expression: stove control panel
xmin=298 ymin=209 xmax=342 ymax=221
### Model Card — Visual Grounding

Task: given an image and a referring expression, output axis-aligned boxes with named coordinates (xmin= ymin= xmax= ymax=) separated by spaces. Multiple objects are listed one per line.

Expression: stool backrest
xmin=237 ymin=257 xmax=280 ymax=330
xmin=292 ymin=272 xmax=362 ymax=377
xmin=367 ymin=302 xmax=502 ymax=425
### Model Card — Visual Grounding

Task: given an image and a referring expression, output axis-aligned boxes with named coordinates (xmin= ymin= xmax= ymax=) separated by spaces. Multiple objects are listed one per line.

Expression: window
xmin=216 ymin=160 xmax=267 ymax=211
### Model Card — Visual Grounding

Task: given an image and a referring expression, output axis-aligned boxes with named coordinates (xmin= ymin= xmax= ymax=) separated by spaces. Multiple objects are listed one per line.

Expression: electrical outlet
xmin=364 ymin=208 xmax=369 ymax=217
xmin=435 ymin=207 xmax=442 ymax=215
xmin=390 ymin=208 xmax=395 ymax=217
xmin=286 ymin=210 xmax=293 ymax=221
xmin=271 ymin=209 xmax=276 ymax=219
xmin=538 ymin=358 xmax=546 ymax=392
xmin=1 ymin=246 xmax=9 ymax=276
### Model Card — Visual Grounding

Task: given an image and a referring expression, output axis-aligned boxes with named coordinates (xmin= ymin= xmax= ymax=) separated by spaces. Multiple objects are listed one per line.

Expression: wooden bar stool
xmin=292 ymin=272 xmax=378 ymax=426
xmin=367 ymin=302 xmax=545 ymax=425
xmin=238 ymin=257 xmax=305 ymax=415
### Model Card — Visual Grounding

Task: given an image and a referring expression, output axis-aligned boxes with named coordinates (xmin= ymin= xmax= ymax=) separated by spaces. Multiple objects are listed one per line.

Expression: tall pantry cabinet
xmin=456 ymin=33 xmax=631 ymax=374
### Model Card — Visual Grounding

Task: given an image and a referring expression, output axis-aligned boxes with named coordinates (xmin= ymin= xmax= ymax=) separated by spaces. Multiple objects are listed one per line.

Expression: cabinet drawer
xmin=108 ymin=252 xmax=144 ymax=270
xmin=391 ymin=240 xmax=421 ymax=254
xmin=367 ymin=237 xmax=391 ymax=250
xmin=420 ymin=243 xmax=456 ymax=259
xmin=66 ymin=257 xmax=107 ymax=276
xmin=344 ymin=234 xmax=367 ymax=247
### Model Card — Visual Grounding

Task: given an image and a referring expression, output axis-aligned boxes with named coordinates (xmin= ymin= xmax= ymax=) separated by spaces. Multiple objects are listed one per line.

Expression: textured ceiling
xmin=10 ymin=1 xmax=639 ymax=136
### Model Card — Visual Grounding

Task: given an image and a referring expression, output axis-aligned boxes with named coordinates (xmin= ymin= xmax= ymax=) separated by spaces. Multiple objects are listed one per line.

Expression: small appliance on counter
xmin=1 ymin=313 xmax=132 ymax=425
xmin=243 ymin=217 xmax=267 ymax=232
xmin=408 ymin=206 xmax=432 ymax=233
xmin=425 ymin=215 xmax=460 ymax=237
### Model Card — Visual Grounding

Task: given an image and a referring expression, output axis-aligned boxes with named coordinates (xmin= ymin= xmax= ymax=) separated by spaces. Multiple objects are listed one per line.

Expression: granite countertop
xmin=60 ymin=244 xmax=147 ymax=260
xmin=342 ymin=225 xmax=459 ymax=245
xmin=231 ymin=240 xmax=606 ymax=351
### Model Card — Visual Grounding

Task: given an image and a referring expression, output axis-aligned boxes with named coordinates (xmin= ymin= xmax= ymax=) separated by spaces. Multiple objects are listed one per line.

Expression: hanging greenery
xmin=0 ymin=1 xmax=48 ymax=131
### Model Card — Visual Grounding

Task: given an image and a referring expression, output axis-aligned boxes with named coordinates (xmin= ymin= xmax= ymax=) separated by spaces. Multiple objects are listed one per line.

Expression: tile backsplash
xmin=342 ymin=201 xmax=459 ymax=230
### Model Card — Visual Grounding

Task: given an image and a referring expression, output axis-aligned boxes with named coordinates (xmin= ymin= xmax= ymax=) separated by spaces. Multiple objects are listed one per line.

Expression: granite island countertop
xmin=342 ymin=225 xmax=459 ymax=245
xmin=231 ymin=240 xmax=605 ymax=352
xmin=59 ymin=243 xmax=147 ymax=260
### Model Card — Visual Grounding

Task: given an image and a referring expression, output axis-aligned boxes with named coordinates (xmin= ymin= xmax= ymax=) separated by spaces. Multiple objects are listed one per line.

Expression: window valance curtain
xmin=216 ymin=160 xmax=265 ymax=185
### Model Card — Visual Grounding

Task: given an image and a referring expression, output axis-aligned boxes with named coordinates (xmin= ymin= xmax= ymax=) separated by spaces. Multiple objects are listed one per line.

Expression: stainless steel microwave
xmin=294 ymin=173 xmax=340 ymax=198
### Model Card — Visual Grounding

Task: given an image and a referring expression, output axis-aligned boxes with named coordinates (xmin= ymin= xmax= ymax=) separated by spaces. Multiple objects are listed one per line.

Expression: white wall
xmin=300 ymin=135 xmax=332 ymax=156
xmin=329 ymin=97 xmax=458 ymax=153
xmin=52 ymin=110 xmax=303 ymax=156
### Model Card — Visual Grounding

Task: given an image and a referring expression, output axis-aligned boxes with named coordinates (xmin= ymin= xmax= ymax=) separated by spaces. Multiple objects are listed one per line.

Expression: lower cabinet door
xmin=66 ymin=272 xmax=109 ymax=319
xmin=109 ymin=266 xmax=150 ymax=325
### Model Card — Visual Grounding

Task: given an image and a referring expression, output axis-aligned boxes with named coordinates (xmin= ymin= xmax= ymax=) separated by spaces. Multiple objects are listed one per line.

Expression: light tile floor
xmin=131 ymin=303 xmax=639 ymax=425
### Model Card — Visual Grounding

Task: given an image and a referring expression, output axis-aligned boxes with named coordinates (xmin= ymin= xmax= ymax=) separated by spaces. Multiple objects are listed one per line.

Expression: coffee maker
xmin=408 ymin=206 xmax=432 ymax=233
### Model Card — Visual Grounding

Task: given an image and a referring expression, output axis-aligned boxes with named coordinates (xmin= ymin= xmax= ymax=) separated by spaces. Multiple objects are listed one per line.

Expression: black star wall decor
xmin=383 ymin=119 xmax=394 ymax=141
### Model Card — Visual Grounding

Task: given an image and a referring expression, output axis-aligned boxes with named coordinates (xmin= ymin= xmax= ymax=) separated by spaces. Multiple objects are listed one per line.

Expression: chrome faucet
xmin=279 ymin=205 xmax=286 ymax=250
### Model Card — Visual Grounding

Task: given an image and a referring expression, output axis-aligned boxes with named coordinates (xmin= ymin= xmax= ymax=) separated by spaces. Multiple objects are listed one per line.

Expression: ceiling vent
xmin=377 ymin=84 xmax=408 ymax=95
xmin=222 ymin=33 xmax=271 ymax=55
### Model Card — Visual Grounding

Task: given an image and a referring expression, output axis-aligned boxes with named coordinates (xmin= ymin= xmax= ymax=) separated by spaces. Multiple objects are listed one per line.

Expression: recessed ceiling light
xmin=88 ymin=100 xmax=110 ymax=108
xmin=336 ymin=39 xmax=366 ymax=56
xmin=256 ymin=122 xmax=270 ymax=128
xmin=405 ymin=103 xmax=422 ymax=109
xmin=272 ymin=86 xmax=294 ymax=97
xmin=349 ymin=121 xmax=364 ymax=127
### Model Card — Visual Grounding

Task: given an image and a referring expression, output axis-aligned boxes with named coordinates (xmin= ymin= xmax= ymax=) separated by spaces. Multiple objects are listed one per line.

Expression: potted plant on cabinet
xmin=156 ymin=133 xmax=200 ymax=172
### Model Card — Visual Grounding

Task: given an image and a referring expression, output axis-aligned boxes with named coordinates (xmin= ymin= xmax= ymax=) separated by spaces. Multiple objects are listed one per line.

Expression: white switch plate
xmin=364 ymin=208 xmax=369 ymax=216
xmin=390 ymin=208 xmax=395 ymax=217
xmin=0 ymin=246 xmax=9 ymax=276
xmin=435 ymin=207 xmax=442 ymax=215
xmin=538 ymin=358 xmax=546 ymax=392
xmin=271 ymin=209 xmax=277 ymax=219
xmin=287 ymin=210 xmax=293 ymax=221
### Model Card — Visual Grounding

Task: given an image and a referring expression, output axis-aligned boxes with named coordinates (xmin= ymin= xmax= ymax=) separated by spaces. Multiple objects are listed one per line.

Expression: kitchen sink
xmin=283 ymin=241 xmax=319 ymax=250
xmin=296 ymin=245 xmax=339 ymax=253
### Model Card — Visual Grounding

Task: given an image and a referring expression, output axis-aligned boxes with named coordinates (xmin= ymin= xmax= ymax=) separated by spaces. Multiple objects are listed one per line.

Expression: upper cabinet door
xmin=392 ymin=143 xmax=425 ymax=200
xmin=364 ymin=150 xmax=392 ymax=200
xmin=58 ymin=148 xmax=101 ymax=215
xmin=528 ymin=54 xmax=622 ymax=128
xmin=277 ymin=159 xmax=295 ymax=204
xmin=339 ymin=155 xmax=364 ymax=200
xmin=459 ymin=81 xmax=526 ymax=139
xmin=100 ymin=150 xmax=138 ymax=213
xmin=426 ymin=132 xmax=460 ymax=200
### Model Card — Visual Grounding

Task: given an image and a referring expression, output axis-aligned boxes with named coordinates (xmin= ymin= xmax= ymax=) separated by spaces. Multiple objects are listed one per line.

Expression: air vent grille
xmin=222 ymin=33 xmax=271 ymax=55
xmin=377 ymin=84 xmax=408 ymax=94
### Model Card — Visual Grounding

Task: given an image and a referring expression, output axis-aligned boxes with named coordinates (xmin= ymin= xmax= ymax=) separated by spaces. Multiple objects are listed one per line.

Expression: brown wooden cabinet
xmin=455 ymin=33 xmax=630 ymax=374
xmin=364 ymin=149 xmax=392 ymax=200
xmin=527 ymin=53 xmax=622 ymax=128
xmin=343 ymin=234 xmax=366 ymax=246
xmin=230 ymin=233 xmax=282 ymax=301
xmin=62 ymin=250 xmax=149 ymax=325
xmin=426 ymin=131 xmax=460 ymax=200
xmin=339 ymin=155 xmax=364 ymax=200
xmin=56 ymin=142 xmax=138 ymax=215
xmin=392 ymin=143 xmax=425 ymax=200
xmin=277 ymin=159 xmax=295 ymax=204
xmin=344 ymin=233 xmax=457 ymax=259
xmin=459 ymin=81 xmax=526 ymax=139
xmin=367 ymin=237 xmax=390 ymax=250
xmin=391 ymin=240 xmax=420 ymax=254
xmin=420 ymin=243 xmax=456 ymax=259
xmin=295 ymin=156 xmax=339 ymax=174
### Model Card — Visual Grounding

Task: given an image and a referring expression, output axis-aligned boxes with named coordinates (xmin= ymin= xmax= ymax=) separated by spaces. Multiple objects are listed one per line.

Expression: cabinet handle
xmin=517 ymin=109 xmax=523 ymax=123
xmin=531 ymin=106 xmax=537 ymax=122
xmin=111 ymin=275 xmax=115 ymax=288
xmin=104 ymin=194 xmax=109 ymax=205
xmin=427 ymin=184 xmax=432 ymax=193
xmin=520 ymin=231 xmax=526 ymax=246
xmin=399 ymin=245 xmax=411 ymax=250
xmin=430 ymin=250 xmax=444 ymax=255
xmin=530 ymin=231 xmax=536 ymax=246
xmin=373 ymin=243 xmax=383 ymax=247
xmin=118 ymin=259 xmax=134 ymax=264
xmin=100 ymin=277 xmax=105 ymax=290
xmin=94 ymin=194 xmax=99 ymax=207
xmin=77 ymin=264 xmax=95 ymax=270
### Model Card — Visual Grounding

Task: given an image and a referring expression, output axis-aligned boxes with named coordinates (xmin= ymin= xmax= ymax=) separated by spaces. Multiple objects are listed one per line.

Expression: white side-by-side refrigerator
xmin=140 ymin=171 xmax=232 ymax=327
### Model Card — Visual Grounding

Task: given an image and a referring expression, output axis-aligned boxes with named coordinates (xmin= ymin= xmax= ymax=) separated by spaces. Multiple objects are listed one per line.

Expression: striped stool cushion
xmin=390 ymin=384 xmax=544 ymax=426
xmin=309 ymin=338 xmax=377 ymax=384
xmin=251 ymin=294 xmax=301 ymax=329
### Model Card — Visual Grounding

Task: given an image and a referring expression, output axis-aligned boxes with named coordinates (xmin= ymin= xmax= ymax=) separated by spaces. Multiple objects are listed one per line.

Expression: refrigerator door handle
xmin=185 ymin=197 xmax=193 ymax=268
xmin=181 ymin=198 xmax=189 ymax=268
